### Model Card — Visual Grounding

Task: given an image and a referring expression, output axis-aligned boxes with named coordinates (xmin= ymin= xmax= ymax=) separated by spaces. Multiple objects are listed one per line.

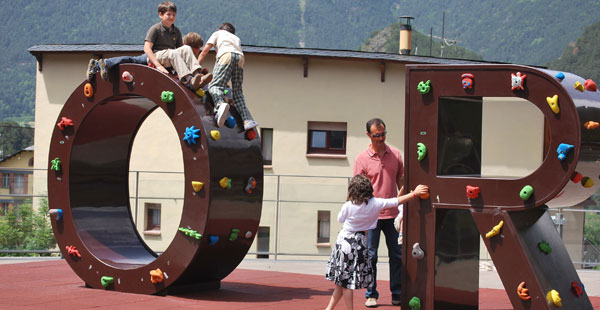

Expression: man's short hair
xmin=183 ymin=32 xmax=203 ymax=49
xmin=158 ymin=1 xmax=177 ymax=14
xmin=219 ymin=22 xmax=236 ymax=34
xmin=366 ymin=118 xmax=386 ymax=133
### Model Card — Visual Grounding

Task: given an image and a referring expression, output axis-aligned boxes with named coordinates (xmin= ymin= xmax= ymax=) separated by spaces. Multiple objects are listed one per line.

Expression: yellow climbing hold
xmin=546 ymin=289 xmax=562 ymax=307
xmin=219 ymin=177 xmax=231 ymax=189
xmin=485 ymin=220 xmax=504 ymax=239
xmin=582 ymin=177 xmax=594 ymax=188
xmin=192 ymin=181 xmax=204 ymax=192
xmin=574 ymin=81 xmax=585 ymax=92
xmin=546 ymin=95 xmax=559 ymax=114
xmin=210 ymin=130 xmax=221 ymax=141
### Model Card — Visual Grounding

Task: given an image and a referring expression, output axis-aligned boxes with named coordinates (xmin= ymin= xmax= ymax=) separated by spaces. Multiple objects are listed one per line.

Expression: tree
xmin=0 ymin=121 xmax=33 ymax=159
xmin=0 ymin=199 xmax=56 ymax=255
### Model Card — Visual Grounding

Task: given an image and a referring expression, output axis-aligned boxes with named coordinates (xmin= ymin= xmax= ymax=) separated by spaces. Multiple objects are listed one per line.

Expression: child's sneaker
xmin=86 ymin=59 xmax=97 ymax=81
xmin=215 ymin=103 xmax=230 ymax=127
xmin=243 ymin=120 xmax=258 ymax=130
xmin=98 ymin=59 xmax=108 ymax=80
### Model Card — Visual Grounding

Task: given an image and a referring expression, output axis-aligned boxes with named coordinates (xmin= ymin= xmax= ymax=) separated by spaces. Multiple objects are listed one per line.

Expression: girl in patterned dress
xmin=325 ymin=174 xmax=428 ymax=310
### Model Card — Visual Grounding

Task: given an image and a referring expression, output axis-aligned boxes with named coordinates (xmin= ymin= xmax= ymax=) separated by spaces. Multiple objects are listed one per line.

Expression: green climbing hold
xmin=520 ymin=185 xmax=534 ymax=200
xmin=538 ymin=240 xmax=552 ymax=254
xmin=229 ymin=228 xmax=240 ymax=241
xmin=101 ymin=276 xmax=114 ymax=288
xmin=161 ymin=91 xmax=174 ymax=103
xmin=417 ymin=80 xmax=431 ymax=95
xmin=409 ymin=296 xmax=421 ymax=310
xmin=50 ymin=157 xmax=61 ymax=171
xmin=179 ymin=227 xmax=202 ymax=239
xmin=417 ymin=143 xmax=427 ymax=161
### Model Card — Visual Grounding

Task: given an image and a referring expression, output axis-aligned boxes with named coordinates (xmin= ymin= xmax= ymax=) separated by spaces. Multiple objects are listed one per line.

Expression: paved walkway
xmin=0 ymin=258 xmax=598 ymax=309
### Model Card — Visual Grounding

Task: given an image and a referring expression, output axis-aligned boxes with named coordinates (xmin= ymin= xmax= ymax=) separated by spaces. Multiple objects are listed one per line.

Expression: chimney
xmin=399 ymin=16 xmax=414 ymax=55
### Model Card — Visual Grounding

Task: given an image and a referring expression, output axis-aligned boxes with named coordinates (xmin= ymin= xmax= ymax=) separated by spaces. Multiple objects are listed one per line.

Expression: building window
xmin=0 ymin=203 xmax=9 ymax=216
xmin=317 ymin=211 xmax=330 ymax=244
xmin=261 ymin=128 xmax=273 ymax=166
xmin=256 ymin=226 xmax=270 ymax=259
xmin=307 ymin=122 xmax=347 ymax=155
xmin=1 ymin=174 xmax=9 ymax=188
xmin=12 ymin=174 xmax=25 ymax=194
xmin=145 ymin=203 xmax=161 ymax=232
xmin=437 ymin=97 xmax=482 ymax=176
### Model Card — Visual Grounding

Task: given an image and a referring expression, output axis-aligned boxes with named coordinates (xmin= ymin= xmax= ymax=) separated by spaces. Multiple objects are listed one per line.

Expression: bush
xmin=0 ymin=199 xmax=56 ymax=256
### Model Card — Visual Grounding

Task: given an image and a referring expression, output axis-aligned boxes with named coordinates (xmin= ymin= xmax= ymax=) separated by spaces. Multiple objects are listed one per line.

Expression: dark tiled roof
xmin=28 ymin=44 xmax=499 ymax=65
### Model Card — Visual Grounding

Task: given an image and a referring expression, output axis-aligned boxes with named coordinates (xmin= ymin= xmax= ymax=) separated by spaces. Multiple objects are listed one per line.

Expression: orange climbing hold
xmin=83 ymin=82 xmax=94 ymax=98
xmin=517 ymin=282 xmax=531 ymax=301
xmin=584 ymin=121 xmax=599 ymax=130
xmin=150 ymin=268 xmax=164 ymax=284
xmin=65 ymin=245 xmax=82 ymax=258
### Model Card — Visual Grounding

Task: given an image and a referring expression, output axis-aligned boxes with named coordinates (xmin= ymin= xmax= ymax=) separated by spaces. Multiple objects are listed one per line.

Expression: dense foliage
xmin=0 ymin=199 xmax=56 ymax=254
xmin=547 ymin=21 xmax=600 ymax=83
xmin=0 ymin=121 xmax=34 ymax=159
xmin=2 ymin=0 xmax=600 ymax=121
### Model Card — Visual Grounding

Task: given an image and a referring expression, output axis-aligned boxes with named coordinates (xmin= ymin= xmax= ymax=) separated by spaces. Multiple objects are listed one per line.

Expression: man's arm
xmin=144 ymin=41 xmax=169 ymax=74
xmin=197 ymin=43 xmax=213 ymax=65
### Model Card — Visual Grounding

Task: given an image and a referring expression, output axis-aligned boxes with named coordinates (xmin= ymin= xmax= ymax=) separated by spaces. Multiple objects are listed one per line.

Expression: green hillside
xmin=547 ymin=20 xmax=600 ymax=83
xmin=2 ymin=0 xmax=600 ymax=122
xmin=360 ymin=22 xmax=484 ymax=60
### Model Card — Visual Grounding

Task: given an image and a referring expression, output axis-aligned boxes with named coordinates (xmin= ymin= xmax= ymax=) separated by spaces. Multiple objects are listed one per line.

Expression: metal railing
xmin=1 ymin=167 xmax=599 ymax=270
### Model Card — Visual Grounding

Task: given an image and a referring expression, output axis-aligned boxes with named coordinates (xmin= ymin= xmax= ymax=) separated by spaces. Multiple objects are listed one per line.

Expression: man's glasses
xmin=371 ymin=132 xmax=387 ymax=138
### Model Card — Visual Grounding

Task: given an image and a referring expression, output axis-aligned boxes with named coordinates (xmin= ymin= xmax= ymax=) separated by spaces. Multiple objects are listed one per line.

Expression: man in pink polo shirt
xmin=353 ymin=118 xmax=404 ymax=307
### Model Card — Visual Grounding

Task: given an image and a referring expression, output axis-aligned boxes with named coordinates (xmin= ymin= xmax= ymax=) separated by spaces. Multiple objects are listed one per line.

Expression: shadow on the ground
xmin=173 ymin=281 xmax=331 ymax=302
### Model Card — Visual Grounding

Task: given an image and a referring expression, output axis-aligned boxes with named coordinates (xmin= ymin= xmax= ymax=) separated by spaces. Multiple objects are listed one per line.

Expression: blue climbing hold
xmin=224 ymin=116 xmax=236 ymax=128
xmin=556 ymin=143 xmax=574 ymax=161
xmin=555 ymin=72 xmax=565 ymax=81
xmin=183 ymin=126 xmax=201 ymax=145
xmin=209 ymin=235 xmax=219 ymax=246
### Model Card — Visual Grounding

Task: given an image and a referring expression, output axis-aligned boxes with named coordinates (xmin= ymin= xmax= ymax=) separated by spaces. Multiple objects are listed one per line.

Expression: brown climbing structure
xmin=403 ymin=64 xmax=597 ymax=309
xmin=47 ymin=64 xmax=263 ymax=294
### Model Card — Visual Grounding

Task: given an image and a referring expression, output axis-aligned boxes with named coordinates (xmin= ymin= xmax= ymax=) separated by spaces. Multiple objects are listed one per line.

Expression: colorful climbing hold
xmin=485 ymin=220 xmax=504 ymax=239
xmin=246 ymin=129 xmax=257 ymax=141
xmin=224 ymin=116 xmax=236 ymax=128
xmin=546 ymin=95 xmax=559 ymax=114
xmin=191 ymin=181 xmax=204 ymax=192
xmin=209 ymin=235 xmax=219 ymax=246
xmin=520 ymin=185 xmax=534 ymax=200
xmin=517 ymin=282 xmax=531 ymax=301
xmin=101 ymin=276 xmax=114 ymax=289
xmin=210 ymin=130 xmax=221 ymax=141
xmin=581 ymin=176 xmax=594 ymax=188
xmin=150 ymin=268 xmax=164 ymax=284
xmin=584 ymin=79 xmax=597 ymax=92
xmin=511 ymin=72 xmax=527 ymax=91
xmin=419 ymin=191 xmax=429 ymax=200
xmin=219 ymin=177 xmax=232 ymax=189
xmin=412 ymin=243 xmax=424 ymax=260
xmin=556 ymin=143 xmax=574 ymax=161
xmin=48 ymin=209 xmax=63 ymax=221
xmin=229 ymin=228 xmax=240 ymax=241
xmin=195 ymin=88 xmax=205 ymax=97
xmin=571 ymin=281 xmax=585 ymax=297
xmin=409 ymin=296 xmax=421 ymax=310
xmin=122 ymin=71 xmax=133 ymax=83
xmin=574 ymin=81 xmax=585 ymax=92
xmin=83 ymin=82 xmax=94 ymax=98
xmin=245 ymin=231 xmax=253 ymax=239
xmin=57 ymin=117 xmax=74 ymax=130
xmin=183 ymin=126 xmax=201 ymax=144
xmin=50 ymin=157 xmax=61 ymax=171
xmin=555 ymin=72 xmax=565 ymax=81
xmin=161 ymin=90 xmax=174 ymax=103
xmin=245 ymin=176 xmax=257 ymax=194
xmin=571 ymin=172 xmax=583 ymax=183
xmin=546 ymin=289 xmax=562 ymax=307
xmin=584 ymin=121 xmax=600 ymax=130
xmin=416 ymin=142 xmax=427 ymax=161
xmin=466 ymin=185 xmax=480 ymax=199
xmin=461 ymin=73 xmax=474 ymax=89
xmin=178 ymin=227 xmax=202 ymax=239
xmin=538 ymin=240 xmax=552 ymax=254
xmin=66 ymin=245 xmax=82 ymax=258
xmin=417 ymin=80 xmax=431 ymax=94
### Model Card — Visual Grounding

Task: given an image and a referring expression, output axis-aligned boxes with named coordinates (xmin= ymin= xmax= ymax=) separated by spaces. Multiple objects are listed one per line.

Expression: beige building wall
xmin=32 ymin=49 xmax=582 ymax=263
